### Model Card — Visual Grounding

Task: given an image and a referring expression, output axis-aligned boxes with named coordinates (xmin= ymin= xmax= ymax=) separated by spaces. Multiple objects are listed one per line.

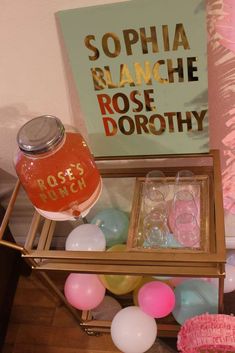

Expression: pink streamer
xmin=208 ymin=0 xmax=235 ymax=213
xmin=216 ymin=0 xmax=235 ymax=53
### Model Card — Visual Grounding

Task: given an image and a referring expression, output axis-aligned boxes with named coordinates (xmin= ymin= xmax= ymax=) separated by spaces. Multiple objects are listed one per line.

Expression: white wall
xmin=0 ymin=0 xmax=128 ymax=176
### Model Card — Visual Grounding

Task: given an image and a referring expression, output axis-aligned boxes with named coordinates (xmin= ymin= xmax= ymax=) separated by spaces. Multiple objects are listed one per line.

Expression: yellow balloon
xmin=107 ymin=244 xmax=126 ymax=251
xmin=99 ymin=244 xmax=142 ymax=295
xmin=133 ymin=277 xmax=174 ymax=306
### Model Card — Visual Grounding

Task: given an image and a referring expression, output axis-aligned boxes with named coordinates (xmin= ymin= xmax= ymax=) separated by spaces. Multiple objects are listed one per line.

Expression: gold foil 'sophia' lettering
xmin=139 ymin=27 xmax=159 ymax=54
xmin=84 ymin=35 xmax=99 ymax=61
xmin=91 ymin=57 xmax=198 ymax=90
xmin=173 ymin=24 xmax=190 ymax=50
xmin=39 ymin=178 xmax=87 ymax=203
xmin=84 ymin=24 xmax=190 ymax=60
xmin=102 ymin=33 xmax=121 ymax=58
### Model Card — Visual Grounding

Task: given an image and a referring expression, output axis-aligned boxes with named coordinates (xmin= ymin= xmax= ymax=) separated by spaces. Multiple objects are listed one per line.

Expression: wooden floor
xmin=2 ymin=271 xmax=177 ymax=353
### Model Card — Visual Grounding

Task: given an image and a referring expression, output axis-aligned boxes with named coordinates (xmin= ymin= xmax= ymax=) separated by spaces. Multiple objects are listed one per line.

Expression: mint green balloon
xmin=91 ymin=209 xmax=129 ymax=247
xmin=172 ymin=279 xmax=218 ymax=325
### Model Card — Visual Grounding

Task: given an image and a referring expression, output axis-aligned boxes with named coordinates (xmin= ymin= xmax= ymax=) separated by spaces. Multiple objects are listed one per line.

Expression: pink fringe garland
xmin=177 ymin=313 xmax=235 ymax=353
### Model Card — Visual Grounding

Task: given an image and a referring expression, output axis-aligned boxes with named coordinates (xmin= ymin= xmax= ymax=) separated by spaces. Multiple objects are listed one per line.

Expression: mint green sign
xmin=57 ymin=0 xmax=208 ymax=157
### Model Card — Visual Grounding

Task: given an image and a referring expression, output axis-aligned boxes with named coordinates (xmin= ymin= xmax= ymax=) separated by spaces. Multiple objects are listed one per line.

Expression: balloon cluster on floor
xmin=63 ymin=208 xmax=235 ymax=353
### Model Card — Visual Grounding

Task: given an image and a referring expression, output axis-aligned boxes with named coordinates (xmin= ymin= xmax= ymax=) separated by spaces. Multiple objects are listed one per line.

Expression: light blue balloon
xmin=172 ymin=279 xmax=218 ymax=325
xmin=91 ymin=208 xmax=129 ymax=247
xmin=143 ymin=233 xmax=182 ymax=249
xmin=162 ymin=233 xmax=183 ymax=248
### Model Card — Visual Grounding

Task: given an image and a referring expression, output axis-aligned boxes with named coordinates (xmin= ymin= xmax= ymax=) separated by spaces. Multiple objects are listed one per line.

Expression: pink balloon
xmin=138 ymin=281 xmax=175 ymax=318
xmin=64 ymin=273 xmax=105 ymax=310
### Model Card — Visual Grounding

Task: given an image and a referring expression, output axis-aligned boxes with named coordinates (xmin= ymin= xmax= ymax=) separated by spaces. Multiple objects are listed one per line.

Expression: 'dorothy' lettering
xmin=102 ymin=110 xmax=208 ymax=136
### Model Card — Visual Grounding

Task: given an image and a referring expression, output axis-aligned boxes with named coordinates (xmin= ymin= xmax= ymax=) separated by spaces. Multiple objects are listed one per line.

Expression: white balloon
xmin=111 ymin=306 xmax=157 ymax=353
xmin=224 ymin=263 xmax=235 ymax=293
xmin=65 ymin=224 xmax=106 ymax=251
xmin=227 ymin=250 xmax=235 ymax=267
xmin=210 ymin=263 xmax=235 ymax=293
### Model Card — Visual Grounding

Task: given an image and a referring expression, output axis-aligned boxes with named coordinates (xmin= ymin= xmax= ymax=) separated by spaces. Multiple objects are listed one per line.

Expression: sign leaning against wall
xmin=57 ymin=0 xmax=208 ymax=157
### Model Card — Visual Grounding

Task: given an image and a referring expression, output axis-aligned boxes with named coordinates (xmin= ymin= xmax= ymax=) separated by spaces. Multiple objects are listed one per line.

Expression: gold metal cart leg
xmin=33 ymin=270 xmax=100 ymax=335
xmin=0 ymin=239 xmax=86 ymax=332
xmin=0 ymin=181 xmax=90 ymax=335
xmin=21 ymin=247 xmax=88 ymax=333
xmin=218 ymin=264 xmax=225 ymax=313
xmin=35 ymin=271 xmax=84 ymax=323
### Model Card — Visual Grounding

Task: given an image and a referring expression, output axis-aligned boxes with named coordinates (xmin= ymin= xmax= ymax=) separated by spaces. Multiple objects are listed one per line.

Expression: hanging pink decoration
xmin=216 ymin=0 xmax=235 ymax=53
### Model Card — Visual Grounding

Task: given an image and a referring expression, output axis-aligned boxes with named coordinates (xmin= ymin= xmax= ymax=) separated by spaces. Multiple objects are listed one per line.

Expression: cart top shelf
xmin=0 ymin=150 xmax=226 ymax=278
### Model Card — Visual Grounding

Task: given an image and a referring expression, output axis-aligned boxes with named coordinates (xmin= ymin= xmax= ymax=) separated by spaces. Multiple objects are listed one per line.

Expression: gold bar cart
xmin=0 ymin=150 xmax=226 ymax=337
